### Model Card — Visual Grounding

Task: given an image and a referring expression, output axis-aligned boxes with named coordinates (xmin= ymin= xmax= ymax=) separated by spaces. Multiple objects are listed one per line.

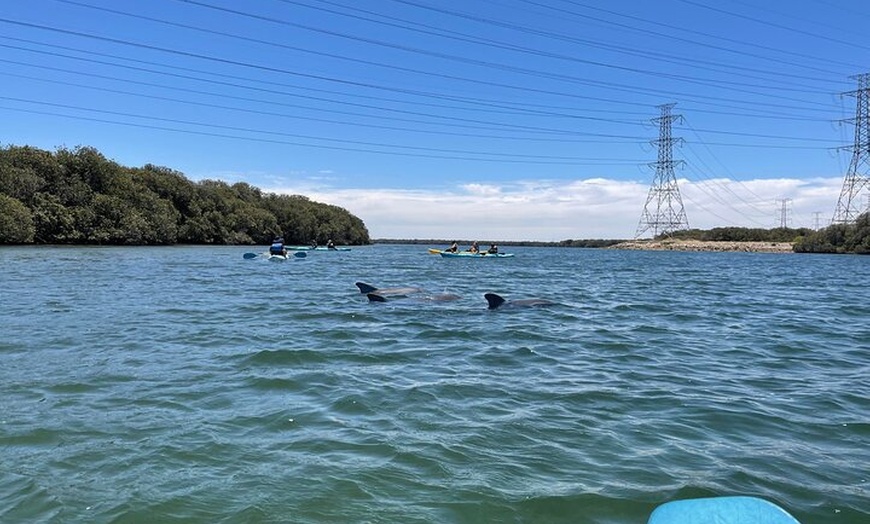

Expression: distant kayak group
xmin=430 ymin=241 xmax=514 ymax=258
xmin=273 ymin=237 xmax=349 ymax=253
xmin=243 ymin=237 xmax=352 ymax=260
xmin=249 ymin=239 xmax=514 ymax=260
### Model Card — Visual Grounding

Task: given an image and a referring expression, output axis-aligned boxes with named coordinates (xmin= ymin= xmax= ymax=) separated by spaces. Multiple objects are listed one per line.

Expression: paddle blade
xmin=243 ymin=252 xmax=258 ymax=259
xmin=294 ymin=251 xmax=307 ymax=258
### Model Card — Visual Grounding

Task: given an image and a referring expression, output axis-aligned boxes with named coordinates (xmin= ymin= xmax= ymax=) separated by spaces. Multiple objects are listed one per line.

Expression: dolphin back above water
xmin=355 ymin=282 xmax=424 ymax=296
xmin=484 ymin=293 xmax=554 ymax=310
xmin=367 ymin=292 xmax=461 ymax=303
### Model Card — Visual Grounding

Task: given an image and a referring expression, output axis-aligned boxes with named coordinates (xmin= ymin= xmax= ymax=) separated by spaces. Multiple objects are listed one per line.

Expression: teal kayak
xmin=440 ymin=251 xmax=514 ymax=258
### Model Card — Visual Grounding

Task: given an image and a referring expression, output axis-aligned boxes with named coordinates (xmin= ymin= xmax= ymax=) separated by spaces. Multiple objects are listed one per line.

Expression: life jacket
xmin=269 ymin=242 xmax=284 ymax=255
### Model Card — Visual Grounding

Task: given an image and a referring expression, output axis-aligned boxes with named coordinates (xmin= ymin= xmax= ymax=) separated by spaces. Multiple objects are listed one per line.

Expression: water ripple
xmin=0 ymin=245 xmax=867 ymax=523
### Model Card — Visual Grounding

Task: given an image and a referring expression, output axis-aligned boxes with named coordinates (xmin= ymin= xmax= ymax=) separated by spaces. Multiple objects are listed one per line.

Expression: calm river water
xmin=0 ymin=244 xmax=867 ymax=523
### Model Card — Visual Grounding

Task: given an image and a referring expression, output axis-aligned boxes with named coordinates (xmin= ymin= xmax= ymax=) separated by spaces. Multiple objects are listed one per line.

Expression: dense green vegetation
xmin=793 ymin=212 xmax=870 ymax=254
xmin=663 ymin=221 xmax=870 ymax=254
xmin=0 ymin=145 xmax=370 ymax=246
xmin=664 ymin=226 xmax=813 ymax=243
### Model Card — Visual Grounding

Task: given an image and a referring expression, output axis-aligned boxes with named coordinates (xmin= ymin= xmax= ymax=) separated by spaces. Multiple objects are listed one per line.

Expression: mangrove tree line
xmin=793 ymin=212 xmax=870 ymax=254
xmin=0 ymin=145 xmax=370 ymax=246
xmin=662 ymin=222 xmax=869 ymax=254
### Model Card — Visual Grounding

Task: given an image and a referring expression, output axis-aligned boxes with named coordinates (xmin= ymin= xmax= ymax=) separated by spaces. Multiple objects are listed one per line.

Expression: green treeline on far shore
xmin=666 ymin=226 xmax=814 ymax=243
xmin=792 ymin=212 xmax=870 ymax=254
xmin=667 ymin=222 xmax=870 ymax=254
xmin=2 ymin=144 xmax=867 ymax=254
xmin=0 ymin=144 xmax=370 ymax=246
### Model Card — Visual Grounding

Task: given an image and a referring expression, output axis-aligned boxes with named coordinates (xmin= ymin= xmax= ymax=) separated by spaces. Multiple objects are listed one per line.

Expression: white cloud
xmin=260 ymin=176 xmax=851 ymax=241
xmin=680 ymin=176 xmax=845 ymax=231
xmin=461 ymin=183 xmax=502 ymax=196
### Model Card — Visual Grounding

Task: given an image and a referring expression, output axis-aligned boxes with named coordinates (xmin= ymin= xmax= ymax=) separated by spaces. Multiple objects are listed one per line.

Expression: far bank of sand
xmin=608 ymin=239 xmax=794 ymax=253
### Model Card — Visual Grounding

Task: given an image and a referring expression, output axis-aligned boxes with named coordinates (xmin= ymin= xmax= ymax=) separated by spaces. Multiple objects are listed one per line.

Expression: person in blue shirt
xmin=269 ymin=237 xmax=287 ymax=256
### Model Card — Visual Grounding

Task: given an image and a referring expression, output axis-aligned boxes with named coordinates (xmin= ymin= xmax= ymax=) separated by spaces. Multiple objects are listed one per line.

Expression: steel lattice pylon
xmin=832 ymin=73 xmax=870 ymax=225
xmin=636 ymin=103 xmax=689 ymax=239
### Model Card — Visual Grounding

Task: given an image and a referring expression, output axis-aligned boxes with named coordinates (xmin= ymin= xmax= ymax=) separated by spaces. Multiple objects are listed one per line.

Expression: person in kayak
xmin=327 ymin=239 xmax=336 ymax=250
xmin=269 ymin=237 xmax=287 ymax=256
xmin=468 ymin=241 xmax=480 ymax=253
xmin=445 ymin=241 xmax=459 ymax=253
xmin=487 ymin=244 xmax=498 ymax=254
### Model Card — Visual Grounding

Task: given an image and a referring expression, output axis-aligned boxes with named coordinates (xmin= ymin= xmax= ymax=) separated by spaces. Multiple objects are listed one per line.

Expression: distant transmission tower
xmin=832 ymin=73 xmax=870 ymax=225
xmin=776 ymin=198 xmax=792 ymax=228
xmin=636 ymin=103 xmax=690 ymax=238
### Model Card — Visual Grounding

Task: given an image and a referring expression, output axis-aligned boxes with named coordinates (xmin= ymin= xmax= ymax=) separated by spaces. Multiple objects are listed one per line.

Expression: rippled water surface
xmin=1 ymin=245 xmax=867 ymax=523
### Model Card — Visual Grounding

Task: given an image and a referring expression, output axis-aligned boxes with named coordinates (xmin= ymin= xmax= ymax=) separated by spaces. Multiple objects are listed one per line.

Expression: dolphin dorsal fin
xmin=484 ymin=293 xmax=506 ymax=310
xmin=355 ymin=282 xmax=378 ymax=294
xmin=367 ymin=293 xmax=388 ymax=303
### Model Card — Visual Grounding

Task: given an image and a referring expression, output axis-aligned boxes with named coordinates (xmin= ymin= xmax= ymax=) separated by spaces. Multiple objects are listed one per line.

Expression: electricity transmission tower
xmin=776 ymin=198 xmax=792 ymax=228
xmin=832 ymin=73 xmax=870 ymax=225
xmin=636 ymin=103 xmax=689 ymax=238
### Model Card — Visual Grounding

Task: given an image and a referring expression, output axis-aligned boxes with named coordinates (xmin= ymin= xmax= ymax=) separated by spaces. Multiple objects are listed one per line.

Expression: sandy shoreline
xmin=608 ymin=239 xmax=795 ymax=253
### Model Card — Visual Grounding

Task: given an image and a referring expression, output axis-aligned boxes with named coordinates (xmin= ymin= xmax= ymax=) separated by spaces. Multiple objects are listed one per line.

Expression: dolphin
xmin=484 ymin=293 xmax=555 ymax=310
xmin=367 ymin=292 xmax=461 ymax=303
xmin=355 ymin=282 xmax=425 ymax=297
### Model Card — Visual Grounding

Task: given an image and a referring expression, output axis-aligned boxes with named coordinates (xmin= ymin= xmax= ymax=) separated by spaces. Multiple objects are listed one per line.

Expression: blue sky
xmin=1 ymin=0 xmax=868 ymax=240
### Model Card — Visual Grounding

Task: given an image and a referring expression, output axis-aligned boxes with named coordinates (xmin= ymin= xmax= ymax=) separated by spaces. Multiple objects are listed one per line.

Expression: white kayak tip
xmin=647 ymin=496 xmax=801 ymax=524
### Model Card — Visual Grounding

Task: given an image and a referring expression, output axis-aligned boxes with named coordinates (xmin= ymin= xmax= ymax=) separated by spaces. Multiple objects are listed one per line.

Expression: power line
xmin=724 ymin=0 xmax=869 ymax=40
xmin=675 ymin=0 xmax=870 ymax=53
xmin=2 ymin=68 xmax=648 ymax=144
xmin=0 ymin=17 xmax=843 ymax=143
xmin=11 ymin=1 xmax=852 ymax=120
xmin=0 ymin=34 xmax=649 ymax=121
xmin=681 ymin=119 xmax=777 ymax=207
xmin=9 ymin=59 xmax=836 ymax=152
xmin=512 ymin=0 xmax=863 ymax=72
xmin=163 ymin=0 xmax=840 ymax=107
xmin=285 ymin=0 xmax=844 ymax=90
xmin=0 ymin=102 xmax=643 ymax=165
xmin=0 ymin=52 xmax=644 ymax=139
